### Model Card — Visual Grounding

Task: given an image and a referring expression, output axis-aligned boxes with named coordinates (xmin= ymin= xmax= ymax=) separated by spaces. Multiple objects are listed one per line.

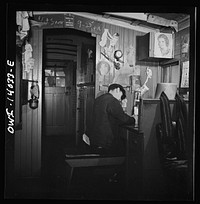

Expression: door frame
xmin=42 ymin=28 xmax=96 ymax=146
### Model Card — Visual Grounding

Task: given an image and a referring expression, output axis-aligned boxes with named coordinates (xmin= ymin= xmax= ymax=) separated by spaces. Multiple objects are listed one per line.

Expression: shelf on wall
xmin=159 ymin=59 xmax=179 ymax=67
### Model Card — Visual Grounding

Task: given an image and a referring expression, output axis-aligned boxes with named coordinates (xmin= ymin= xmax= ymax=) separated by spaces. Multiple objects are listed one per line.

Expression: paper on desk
xmin=83 ymin=133 xmax=90 ymax=145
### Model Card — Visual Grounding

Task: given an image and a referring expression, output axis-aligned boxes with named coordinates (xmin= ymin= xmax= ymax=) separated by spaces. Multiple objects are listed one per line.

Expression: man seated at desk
xmin=87 ymin=83 xmax=136 ymax=156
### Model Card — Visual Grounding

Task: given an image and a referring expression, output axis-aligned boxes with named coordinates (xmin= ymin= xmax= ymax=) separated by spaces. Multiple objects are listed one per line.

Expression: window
xmin=45 ymin=68 xmax=66 ymax=87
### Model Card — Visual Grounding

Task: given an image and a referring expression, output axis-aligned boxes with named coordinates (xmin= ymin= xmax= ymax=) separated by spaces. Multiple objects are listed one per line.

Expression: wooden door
xmin=45 ymin=87 xmax=66 ymax=136
xmin=44 ymin=63 xmax=76 ymax=137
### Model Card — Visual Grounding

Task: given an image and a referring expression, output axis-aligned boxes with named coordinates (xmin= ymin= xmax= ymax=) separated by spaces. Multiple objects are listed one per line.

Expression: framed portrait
xmin=153 ymin=32 xmax=174 ymax=58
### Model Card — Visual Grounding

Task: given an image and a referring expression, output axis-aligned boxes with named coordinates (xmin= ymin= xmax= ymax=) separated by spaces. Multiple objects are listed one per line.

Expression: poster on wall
xmin=153 ymin=32 xmax=173 ymax=58
xmin=181 ymin=61 xmax=189 ymax=88
xmin=181 ymin=33 xmax=189 ymax=54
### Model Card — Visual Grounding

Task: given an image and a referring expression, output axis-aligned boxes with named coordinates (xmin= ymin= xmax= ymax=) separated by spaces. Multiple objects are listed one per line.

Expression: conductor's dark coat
xmin=89 ymin=93 xmax=135 ymax=150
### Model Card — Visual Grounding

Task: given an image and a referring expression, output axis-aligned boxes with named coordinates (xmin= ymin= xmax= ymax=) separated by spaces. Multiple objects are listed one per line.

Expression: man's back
xmin=89 ymin=92 xmax=135 ymax=150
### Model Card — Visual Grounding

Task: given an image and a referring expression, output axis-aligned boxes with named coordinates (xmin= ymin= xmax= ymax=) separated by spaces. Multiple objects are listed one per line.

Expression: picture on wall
xmin=153 ymin=32 xmax=174 ymax=58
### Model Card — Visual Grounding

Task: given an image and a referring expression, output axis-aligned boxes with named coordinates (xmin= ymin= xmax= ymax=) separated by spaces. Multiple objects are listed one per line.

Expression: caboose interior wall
xmin=14 ymin=13 xmax=190 ymax=177
xmin=11 ymin=11 xmax=194 ymax=200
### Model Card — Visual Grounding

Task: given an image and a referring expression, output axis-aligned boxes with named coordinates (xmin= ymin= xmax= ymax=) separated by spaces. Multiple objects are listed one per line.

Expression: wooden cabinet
xmin=136 ymin=32 xmax=174 ymax=62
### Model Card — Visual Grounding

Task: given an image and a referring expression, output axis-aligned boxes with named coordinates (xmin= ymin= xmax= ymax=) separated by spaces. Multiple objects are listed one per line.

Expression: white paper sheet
xmin=181 ymin=61 xmax=189 ymax=88
xmin=83 ymin=133 xmax=90 ymax=146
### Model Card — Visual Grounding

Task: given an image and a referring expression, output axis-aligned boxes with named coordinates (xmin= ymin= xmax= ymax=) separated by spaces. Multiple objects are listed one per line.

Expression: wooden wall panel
xmin=21 ymin=105 xmax=28 ymax=176
xmin=95 ymin=22 xmax=161 ymax=101
xmin=171 ymin=65 xmax=180 ymax=85
xmin=26 ymin=103 xmax=33 ymax=176
xmin=16 ymin=28 xmax=42 ymax=177
xmin=95 ymin=34 xmax=101 ymax=97
xmin=174 ymin=33 xmax=181 ymax=58
xmin=31 ymin=28 xmax=42 ymax=176
xmin=54 ymin=94 xmax=65 ymax=125
xmin=45 ymin=94 xmax=53 ymax=126
xmin=162 ymin=64 xmax=180 ymax=85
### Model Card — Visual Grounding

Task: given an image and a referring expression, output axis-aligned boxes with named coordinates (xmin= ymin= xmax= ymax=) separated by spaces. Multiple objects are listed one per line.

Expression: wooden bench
xmin=65 ymin=151 xmax=125 ymax=192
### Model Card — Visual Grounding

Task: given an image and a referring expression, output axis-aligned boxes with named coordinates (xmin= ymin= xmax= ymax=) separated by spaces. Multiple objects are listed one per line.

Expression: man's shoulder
xmin=95 ymin=93 xmax=114 ymax=104
xmin=97 ymin=93 xmax=111 ymax=99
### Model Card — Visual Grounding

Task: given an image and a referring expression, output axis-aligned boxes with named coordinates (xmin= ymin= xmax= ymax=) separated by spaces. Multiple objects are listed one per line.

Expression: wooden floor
xmin=6 ymin=135 xmax=191 ymax=200
xmin=10 ymin=135 xmax=126 ymax=200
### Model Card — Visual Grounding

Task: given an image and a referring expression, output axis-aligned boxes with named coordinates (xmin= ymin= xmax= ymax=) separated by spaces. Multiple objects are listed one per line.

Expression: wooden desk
xmin=121 ymin=125 xmax=144 ymax=200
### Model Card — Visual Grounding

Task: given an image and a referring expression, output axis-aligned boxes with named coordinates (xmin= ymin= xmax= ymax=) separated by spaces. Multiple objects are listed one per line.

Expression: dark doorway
xmin=41 ymin=28 xmax=96 ymax=180
xmin=43 ymin=29 xmax=78 ymax=141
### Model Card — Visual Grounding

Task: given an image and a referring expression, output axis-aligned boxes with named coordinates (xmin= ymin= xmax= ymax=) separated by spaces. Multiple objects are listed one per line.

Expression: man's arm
xmin=108 ymin=99 xmax=135 ymax=125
